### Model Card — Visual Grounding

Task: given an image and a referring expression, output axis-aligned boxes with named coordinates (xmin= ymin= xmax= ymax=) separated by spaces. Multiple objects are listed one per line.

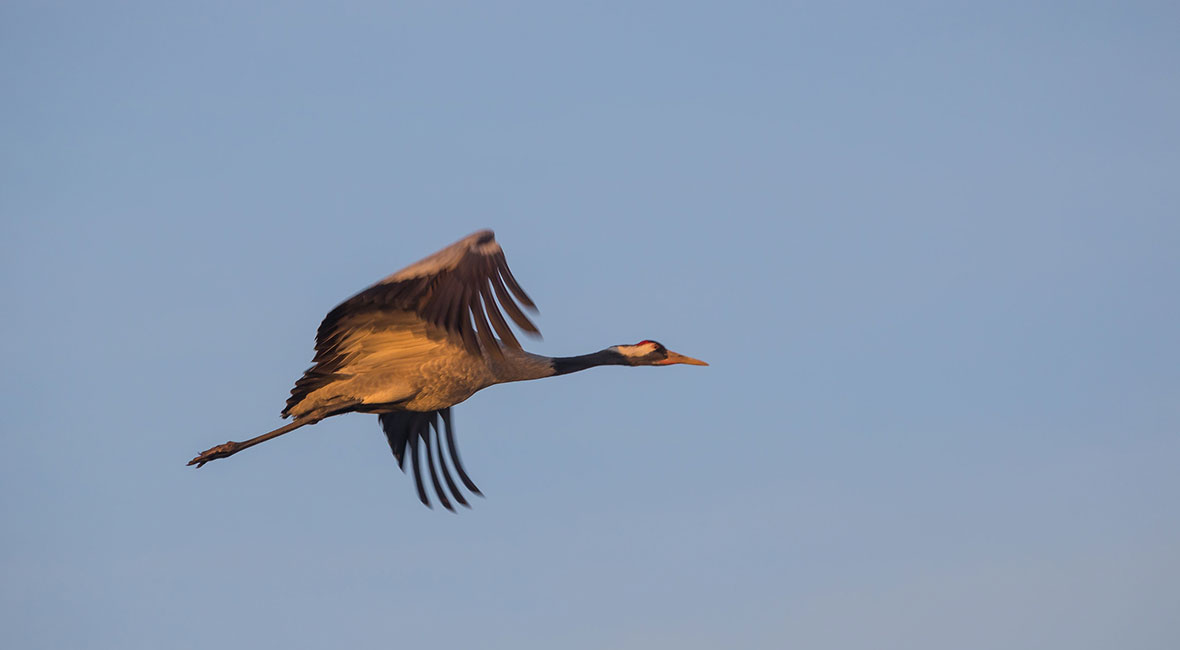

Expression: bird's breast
xmin=401 ymin=355 xmax=496 ymax=411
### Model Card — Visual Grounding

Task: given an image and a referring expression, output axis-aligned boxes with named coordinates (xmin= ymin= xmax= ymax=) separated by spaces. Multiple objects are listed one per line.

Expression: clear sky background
xmin=2 ymin=2 xmax=1178 ymax=648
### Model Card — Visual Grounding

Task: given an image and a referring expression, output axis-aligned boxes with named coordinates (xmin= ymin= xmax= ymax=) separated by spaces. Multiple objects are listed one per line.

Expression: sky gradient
xmin=3 ymin=2 xmax=1178 ymax=649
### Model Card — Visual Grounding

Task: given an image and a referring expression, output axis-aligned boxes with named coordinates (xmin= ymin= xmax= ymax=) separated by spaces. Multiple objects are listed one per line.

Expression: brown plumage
xmin=188 ymin=229 xmax=706 ymax=510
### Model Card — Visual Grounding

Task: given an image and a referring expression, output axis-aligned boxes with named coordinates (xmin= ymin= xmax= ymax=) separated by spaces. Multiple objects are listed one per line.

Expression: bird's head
xmin=611 ymin=340 xmax=708 ymax=367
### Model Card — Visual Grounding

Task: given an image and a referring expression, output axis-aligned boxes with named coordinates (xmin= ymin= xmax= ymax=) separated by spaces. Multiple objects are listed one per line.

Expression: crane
xmin=188 ymin=229 xmax=707 ymax=509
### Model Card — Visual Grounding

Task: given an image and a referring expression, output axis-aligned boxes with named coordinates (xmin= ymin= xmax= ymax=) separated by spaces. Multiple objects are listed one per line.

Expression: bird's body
xmin=190 ymin=229 xmax=706 ymax=510
xmin=283 ymin=311 xmax=552 ymax=416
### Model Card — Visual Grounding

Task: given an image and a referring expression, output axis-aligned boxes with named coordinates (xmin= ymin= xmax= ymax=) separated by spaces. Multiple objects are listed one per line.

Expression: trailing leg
xmin=187 ymin=418 xmax=315 ymax=468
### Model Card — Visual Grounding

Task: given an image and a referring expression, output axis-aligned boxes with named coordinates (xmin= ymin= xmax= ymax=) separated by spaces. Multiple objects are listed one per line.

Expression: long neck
xmin=551 ymin=349 xmax=629 ymax=376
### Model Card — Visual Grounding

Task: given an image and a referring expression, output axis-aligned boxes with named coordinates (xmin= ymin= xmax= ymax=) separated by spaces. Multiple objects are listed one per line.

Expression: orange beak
xmin=654 ymin=350 xmax=709 ymax=366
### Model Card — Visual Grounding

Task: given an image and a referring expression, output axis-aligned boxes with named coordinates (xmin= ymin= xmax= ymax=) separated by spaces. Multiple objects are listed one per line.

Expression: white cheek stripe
xmin=617 ymin=343 xmax=658 ymax=358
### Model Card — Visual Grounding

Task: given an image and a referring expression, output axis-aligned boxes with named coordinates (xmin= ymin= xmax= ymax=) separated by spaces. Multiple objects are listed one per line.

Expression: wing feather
xmin=479 ymin=282 xmax=519 ymax=348
xmin=328 ymin=229 xmax=538 ymax=352
xmin=491 ymin=271 xmax=539 ymax=334
xmin=434 ymin=427 xmax=469 ymax=508
xmin=283 ymin=230 xmax=540 ymax=418
xmin=380 ymin=408 xmax=480 ymax=508
xmin=423 ymin=413 xmax=453 ymax=511
xmin=441 ymin=409 xmax=481 ymax=495
xmin=407 ymin=430 xmax=429 ymax=507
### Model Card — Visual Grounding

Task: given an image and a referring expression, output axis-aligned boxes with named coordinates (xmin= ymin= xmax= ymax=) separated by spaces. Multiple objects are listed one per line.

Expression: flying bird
xmin=188 ymin=229 xmax=707 ymax=509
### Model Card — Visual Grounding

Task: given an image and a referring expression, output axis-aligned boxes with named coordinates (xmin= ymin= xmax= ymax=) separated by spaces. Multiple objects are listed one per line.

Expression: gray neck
xmin=487 ymin=347 xmax=629 ymax=385
xmin=486 ymin=349 xmax=560 ymax=384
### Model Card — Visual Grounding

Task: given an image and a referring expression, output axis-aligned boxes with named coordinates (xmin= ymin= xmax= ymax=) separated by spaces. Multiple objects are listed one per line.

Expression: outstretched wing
xmin=379 ymin=408 xmax=481 ymax=510
xmin=324 ymin=229 xmax=538 ymax=354
xmin=283 ymin=230 xmax=540 ymax=418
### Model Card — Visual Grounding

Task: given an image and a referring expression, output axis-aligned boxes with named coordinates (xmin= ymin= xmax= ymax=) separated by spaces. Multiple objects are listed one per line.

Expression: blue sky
xmin=2 ymin=2 xmax=1178 ymax=648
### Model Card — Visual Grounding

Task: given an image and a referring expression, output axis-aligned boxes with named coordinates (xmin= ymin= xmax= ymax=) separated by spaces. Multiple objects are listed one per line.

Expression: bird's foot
xmin=187 ymin=441 xmax=242 ymax=468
